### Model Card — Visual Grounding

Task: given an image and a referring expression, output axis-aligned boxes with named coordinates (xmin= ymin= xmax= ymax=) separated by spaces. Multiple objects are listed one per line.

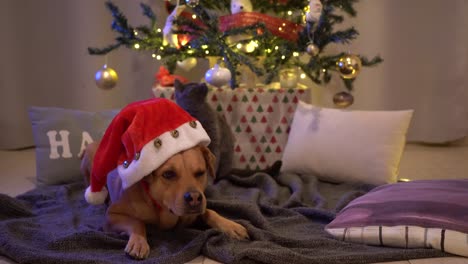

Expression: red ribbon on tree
xmin=165 ymin=3 xmax=303 ymax=43
xmin=219 ymin=12 xmax=304 ymax=42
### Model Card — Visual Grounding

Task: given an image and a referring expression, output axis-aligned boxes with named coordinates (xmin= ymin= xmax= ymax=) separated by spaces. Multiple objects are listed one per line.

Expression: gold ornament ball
xmin=95 ymin=65 xmax=118 ymax=90
xmin=336 ymin=54 xmax=362 ymax=79
xmin=306 ymin=43 xmax=319 ymax=56
xmin=333 ymin=91 xmax=354 ymax=108
xmin=177 ymin=57 xmax=197 ymax=71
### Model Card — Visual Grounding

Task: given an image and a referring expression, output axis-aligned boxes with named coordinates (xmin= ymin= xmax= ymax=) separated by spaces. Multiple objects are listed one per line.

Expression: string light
xmin=205 ymin=50 xmax=210 ymax=55
xmin=151 ymin=53 xmax=156 ymax=58
xmin=157 ymin=28 xmax=162 ymax=33
xmin=133 ymin=30 xmax=138 ymax=36
xmin=178 ymin=35 xmax=190 ymax=47
xmin=134 ymin=43 xmax=140 ymax=49
xmin=156 ymin=55 xmax=161 ymax=60
xmin=293 ymin=52 xmax=300 ymax=57
xmin=240 ymin=40 xmax=257 ymax=53
xmin=287 ymin=11 xmax=293 ymax=16
xmin=300 ymin=73 xmax=306 ymax=79
xmin=192 ymin=14 xmax=197 ymax=19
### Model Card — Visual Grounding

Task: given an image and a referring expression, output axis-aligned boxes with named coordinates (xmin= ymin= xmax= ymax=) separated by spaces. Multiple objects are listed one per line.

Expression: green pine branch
xmin=88 ymin=0 xmax=382 ymax=91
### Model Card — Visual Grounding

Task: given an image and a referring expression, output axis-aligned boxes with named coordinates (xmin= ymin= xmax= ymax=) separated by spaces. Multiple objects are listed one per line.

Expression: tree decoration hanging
xmin=336 ymin=53 xmax=362 ymax=79
xmin=185 ymin=0 xmax=200 ymax=8
xmin=177 ymin=57 xmax=198 ymax=71
xmin=88 ymin=0 xmax=383 ymax=92
xmin=333 ymin=91 xmax=354 ymax=108
xmin=95 ymin=64 xmax=119 ymax=90
xmin=305 ymin=0 xmax=323 ymax=23
xmin=306 ymin=43 xmax=320 ymax=56
xmin=205 ymin=63 xmax=232 ymax=87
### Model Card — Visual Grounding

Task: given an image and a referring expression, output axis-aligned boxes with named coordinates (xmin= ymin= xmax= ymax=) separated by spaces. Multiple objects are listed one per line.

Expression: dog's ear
xmin=200 ymin=145 xmax=216 ymax=179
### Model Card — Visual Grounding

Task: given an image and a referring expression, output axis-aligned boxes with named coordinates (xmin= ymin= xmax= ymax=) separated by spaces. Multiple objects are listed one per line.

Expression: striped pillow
xmin=325 ymin=180 xmax=468 ymax=257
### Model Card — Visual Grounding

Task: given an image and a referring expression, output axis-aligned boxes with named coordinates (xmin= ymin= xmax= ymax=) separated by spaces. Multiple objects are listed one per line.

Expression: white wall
xmin=0 ymin=0 xmax=206 ymax=149
xmin=1 ymin=0 xmax=467 ymax=149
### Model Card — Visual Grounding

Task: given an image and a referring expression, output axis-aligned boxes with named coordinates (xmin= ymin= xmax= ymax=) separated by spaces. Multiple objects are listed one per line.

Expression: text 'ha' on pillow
xmin=28 ymin=106 xmax=119 ymax=185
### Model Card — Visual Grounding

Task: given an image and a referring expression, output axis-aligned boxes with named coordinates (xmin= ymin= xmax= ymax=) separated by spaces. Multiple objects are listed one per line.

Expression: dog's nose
xmin=184 ymin=191 xmax=202 ymax=206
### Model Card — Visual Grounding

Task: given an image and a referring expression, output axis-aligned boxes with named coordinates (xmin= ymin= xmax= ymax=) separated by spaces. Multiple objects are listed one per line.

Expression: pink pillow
xmin=325 ymin=179 xmax=468 ymax=257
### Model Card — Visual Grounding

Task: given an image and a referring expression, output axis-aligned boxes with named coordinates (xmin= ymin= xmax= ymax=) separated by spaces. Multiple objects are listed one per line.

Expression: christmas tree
xmin=89 ymin=0 xmax=382 ymax=106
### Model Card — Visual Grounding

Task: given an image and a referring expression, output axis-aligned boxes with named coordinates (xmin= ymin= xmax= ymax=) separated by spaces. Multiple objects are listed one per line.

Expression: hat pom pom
xmin=85 ymin=186 xmax=108 ymax=205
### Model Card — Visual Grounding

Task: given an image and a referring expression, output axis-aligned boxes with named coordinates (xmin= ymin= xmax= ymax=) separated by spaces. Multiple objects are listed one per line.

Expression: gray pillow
xmin=28 ymin=106 xmax=119 ymax=185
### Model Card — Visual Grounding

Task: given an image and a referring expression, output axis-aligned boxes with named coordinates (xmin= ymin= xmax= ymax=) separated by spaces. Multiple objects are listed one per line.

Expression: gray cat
xmin=174 ymin=79 xmax=234 ymax=179
xmin=174 ymin=80 xmax=282 ymax=180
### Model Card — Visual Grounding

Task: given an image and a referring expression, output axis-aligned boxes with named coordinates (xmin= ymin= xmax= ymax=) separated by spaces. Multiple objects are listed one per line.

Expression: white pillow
xmin=281 ymin=101 xmax=413 ymax=185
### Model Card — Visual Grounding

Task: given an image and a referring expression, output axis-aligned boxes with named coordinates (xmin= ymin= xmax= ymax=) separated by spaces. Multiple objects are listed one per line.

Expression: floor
xmin=2 ymin=256 xmax=468 ymax=264
xmin=378 ymin=258 xmax=468 ymax=264
xmin=0 ymin=139 xmax=467 ymax=264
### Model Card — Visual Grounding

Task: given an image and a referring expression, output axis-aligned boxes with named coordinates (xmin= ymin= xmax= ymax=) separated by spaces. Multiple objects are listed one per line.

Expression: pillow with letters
xmin=28 ymin=106 xmax=119 ymax=185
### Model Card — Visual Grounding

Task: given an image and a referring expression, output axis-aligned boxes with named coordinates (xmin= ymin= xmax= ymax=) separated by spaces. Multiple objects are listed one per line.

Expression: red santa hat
xmin=84 ymin=98 xmax=211 ymax=205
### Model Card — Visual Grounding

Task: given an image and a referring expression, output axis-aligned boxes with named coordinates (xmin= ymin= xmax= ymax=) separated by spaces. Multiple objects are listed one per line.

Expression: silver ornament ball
xmin=306 ymin=43 xmax=319 ymax=56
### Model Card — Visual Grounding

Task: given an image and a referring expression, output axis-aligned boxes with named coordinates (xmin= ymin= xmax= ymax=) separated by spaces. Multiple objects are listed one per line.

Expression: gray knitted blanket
xmin=0 ymin=172 xmax=447 ymax=264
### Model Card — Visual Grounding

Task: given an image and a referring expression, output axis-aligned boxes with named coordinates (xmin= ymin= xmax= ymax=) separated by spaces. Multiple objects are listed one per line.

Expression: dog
xmin=80 ymin=142 xmax=249 ymax=259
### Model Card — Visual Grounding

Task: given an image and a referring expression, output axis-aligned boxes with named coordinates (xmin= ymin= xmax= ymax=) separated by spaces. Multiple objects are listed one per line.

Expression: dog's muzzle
xmin=183 ymin=191 xmax=204 ymax=214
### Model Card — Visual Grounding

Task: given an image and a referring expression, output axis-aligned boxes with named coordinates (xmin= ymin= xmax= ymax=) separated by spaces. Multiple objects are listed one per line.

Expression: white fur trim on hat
xmin=84 ymin=186 xmax=108 ymax=205
xmin=117 ymin=120 xmax=210 ymax=190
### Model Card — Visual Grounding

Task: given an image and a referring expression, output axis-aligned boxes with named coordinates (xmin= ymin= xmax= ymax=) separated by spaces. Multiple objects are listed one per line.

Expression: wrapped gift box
xmin=153 ymin=86 xmax=311 ymax=170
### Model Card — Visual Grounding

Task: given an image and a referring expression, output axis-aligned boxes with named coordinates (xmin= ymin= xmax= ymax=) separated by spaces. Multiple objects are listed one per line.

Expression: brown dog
xmin=81 ymin=141 xmax=249 ymax=259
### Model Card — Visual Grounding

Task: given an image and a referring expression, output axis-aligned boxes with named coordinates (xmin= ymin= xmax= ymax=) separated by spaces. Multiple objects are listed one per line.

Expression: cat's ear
xmin=174 ymin=78 xmax=184 ymax=91
xmin=200 ymin=83 xmax=209 ymax=96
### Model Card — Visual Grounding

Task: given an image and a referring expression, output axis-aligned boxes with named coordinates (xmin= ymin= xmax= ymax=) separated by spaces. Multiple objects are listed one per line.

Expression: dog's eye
xmin=162 ymin=170 xmax=176 ymax=180
xmin=194 ymin=170 xmax=205 ymax=178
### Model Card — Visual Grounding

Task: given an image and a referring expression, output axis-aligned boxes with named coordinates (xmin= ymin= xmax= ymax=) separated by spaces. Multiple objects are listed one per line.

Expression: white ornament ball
xmin=185 ymin=0 xmax=199 ymax=7
xmin=231 ymin=0 xmax=253 ymax=14
xmin=306 ymin=0 xmax=323 ymax=22
xmin=177 ymin=58 xmax=197 ymax=71
xmin=205 ymin=64 xmax=232 ymax=88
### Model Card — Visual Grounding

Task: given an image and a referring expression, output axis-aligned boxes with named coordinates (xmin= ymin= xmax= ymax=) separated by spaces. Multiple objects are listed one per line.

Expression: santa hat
xmin=84 ymin=98 xmax=211 ymax=205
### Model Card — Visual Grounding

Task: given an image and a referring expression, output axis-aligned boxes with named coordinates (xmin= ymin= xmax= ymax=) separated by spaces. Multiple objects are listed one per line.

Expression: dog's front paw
xmin=219 ymin=220 xmax=250 ymax=240
xmin=125 ymin=234 xmax=150 ymax=260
